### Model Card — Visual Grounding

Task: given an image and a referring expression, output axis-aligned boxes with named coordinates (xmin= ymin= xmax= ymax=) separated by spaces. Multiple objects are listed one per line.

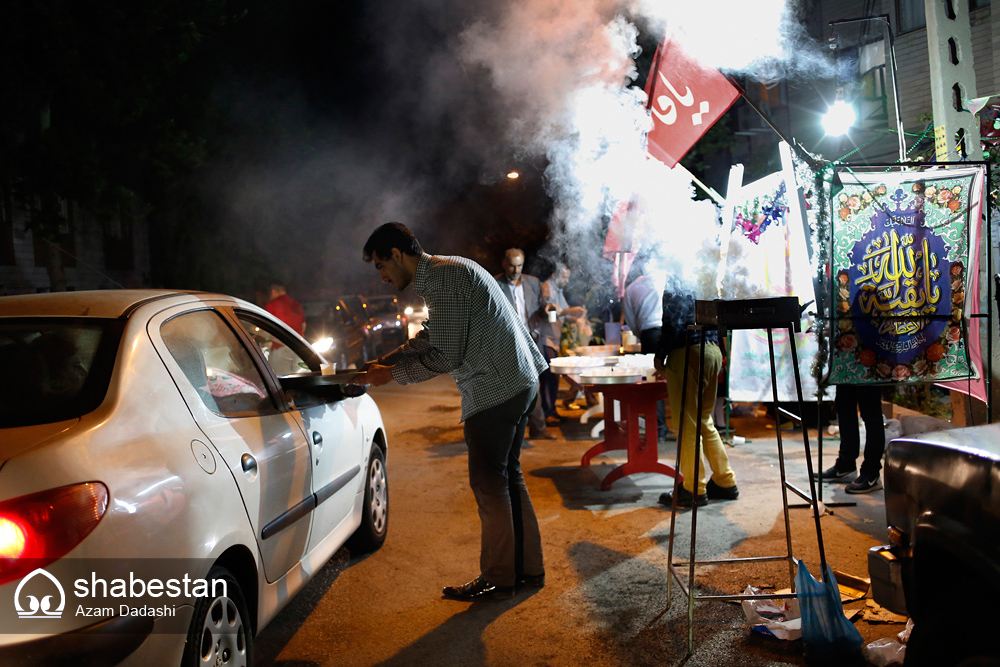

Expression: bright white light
xmin=113 ymin=499 xmax=137 ymax=514
xmin=312 ymin=337 xmax=334 ymax=353
xmin=822 ymin=100 xmax=856 ymax=136
xmin=507 ymin=171 xmax=520 ymax=179
xmin=0 ymin=517 xmax=26 ymax=559
xmin=404 ymin=306 xmax=414 ymax=315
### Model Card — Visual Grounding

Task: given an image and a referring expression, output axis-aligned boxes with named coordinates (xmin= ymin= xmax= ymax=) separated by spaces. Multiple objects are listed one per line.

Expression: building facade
xmin=0 ymin=185 xmax=150 ymax=296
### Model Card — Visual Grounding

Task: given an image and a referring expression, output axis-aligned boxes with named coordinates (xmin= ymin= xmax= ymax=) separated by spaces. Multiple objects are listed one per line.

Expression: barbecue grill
xmin=695 ymin=296 xmax=804 ymax=332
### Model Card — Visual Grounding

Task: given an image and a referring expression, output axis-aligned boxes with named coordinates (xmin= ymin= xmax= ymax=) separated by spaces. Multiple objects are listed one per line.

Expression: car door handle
xmin=241 ymin=453 xmax=258 ymax=480
xmin=312 ymin=431 xmax=323 ymax=451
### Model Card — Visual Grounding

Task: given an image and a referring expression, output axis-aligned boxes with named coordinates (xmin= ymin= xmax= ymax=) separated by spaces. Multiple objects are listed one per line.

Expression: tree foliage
xmin=0 ymin=0 xmax=244 ymax=287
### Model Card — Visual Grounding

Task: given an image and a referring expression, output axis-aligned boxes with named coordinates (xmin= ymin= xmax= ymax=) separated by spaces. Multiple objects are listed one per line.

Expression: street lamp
xmin=822 ymin=89 xmax=857 ymax=136
xmin=827 ymin=15 xmax=907 ymax=163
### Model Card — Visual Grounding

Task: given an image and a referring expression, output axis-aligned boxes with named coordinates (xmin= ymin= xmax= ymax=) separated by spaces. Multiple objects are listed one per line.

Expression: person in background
xmin=814 ymin=385 xmax=885 ymax=493
xmin=496 ymin=248 xmax=555 ymax=440
xmin=654 ymin=290 xmax=739 ymax=508
xmin=264 ymin=282 xmax=306 ymax=375
xmin=539 ymin=263 xmax=586 ymax=425
xmin=357 ymin=222 xmax=547 ymax=601
xmin=265 ymin=283 xmax=305 ymax=335
xmin=623 ymin=269 xmax=673 ymax=441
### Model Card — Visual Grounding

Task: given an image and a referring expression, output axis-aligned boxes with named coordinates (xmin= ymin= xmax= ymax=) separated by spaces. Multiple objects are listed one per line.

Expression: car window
xmin=0 ymin=318 xmax=123 ymax=428
xmin=367 ymin=297 xmax=401 ymax=320
xmin=236 ymin=314 xmax=316 ymax=377
xmin=340 ymin=297 xmax=364 ymax=320
xmin=336 ymin=302 xmax=356 ymax=326
xmin=161 ymin=310 xmax=275 ymax=417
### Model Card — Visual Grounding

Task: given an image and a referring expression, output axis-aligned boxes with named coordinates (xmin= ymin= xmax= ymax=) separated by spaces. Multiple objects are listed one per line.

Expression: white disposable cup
xmin=547 ymin=310 xmax=558 ymax=323
xmin=732 ymin=435 xmax=746 ymax=446
xmin=321 ymin=362 xmax=337 ymax=375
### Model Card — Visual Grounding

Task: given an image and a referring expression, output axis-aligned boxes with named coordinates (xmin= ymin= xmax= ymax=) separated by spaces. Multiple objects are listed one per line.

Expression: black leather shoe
xmin=442 ymin=576 xmax=515 ymax=601
xmin=658 ymin=486 xmax=707 ymax=508
xmin=516 ymin=572 xmax=546 ymax=589
xmin=706 ymin=479 xmax=739 ymax=500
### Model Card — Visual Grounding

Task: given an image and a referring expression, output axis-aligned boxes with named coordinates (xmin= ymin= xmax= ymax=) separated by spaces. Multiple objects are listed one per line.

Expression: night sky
xmin=4 ymin=0 xmax=830 ymax=303
xmin=184 ymin=0 xmax=828 ymax=304
xmin=191 ymin=0 xmax=588 ymax=300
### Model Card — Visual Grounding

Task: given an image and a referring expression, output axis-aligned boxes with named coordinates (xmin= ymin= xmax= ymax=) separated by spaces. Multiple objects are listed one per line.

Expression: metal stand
xmin=663 ymin=302 xmax=829 ymax=656
xmin=800 ymin=389 xmax=856 ymax=510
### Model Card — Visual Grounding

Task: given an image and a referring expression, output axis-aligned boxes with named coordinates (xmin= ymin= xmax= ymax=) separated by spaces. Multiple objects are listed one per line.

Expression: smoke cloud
xmin=205 ymin=0 xmax=831 ymax=302
xmin=453 ymin=0 xmax=830 ymax=298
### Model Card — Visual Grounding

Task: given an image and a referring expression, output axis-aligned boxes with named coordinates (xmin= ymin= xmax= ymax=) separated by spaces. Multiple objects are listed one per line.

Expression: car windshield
xmin=365 ymin=297 xmax=401 ymax=321
xmin=0 ymin=318 xmax=123 ymax=428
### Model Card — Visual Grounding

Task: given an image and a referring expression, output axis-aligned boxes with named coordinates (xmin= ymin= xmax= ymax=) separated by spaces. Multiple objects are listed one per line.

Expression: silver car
xmin=869 ymin=422 xmax=999 ymax=666
xmin=0 ymin=290 xmax=388 ymax=666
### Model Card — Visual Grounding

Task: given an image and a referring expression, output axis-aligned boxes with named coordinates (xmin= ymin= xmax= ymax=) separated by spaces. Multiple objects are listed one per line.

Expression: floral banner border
xmin=828 ymin=167 xmax=983 ymax=385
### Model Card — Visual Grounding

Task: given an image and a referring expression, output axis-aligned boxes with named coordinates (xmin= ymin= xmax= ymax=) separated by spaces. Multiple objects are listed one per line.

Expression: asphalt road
xmin=255 ymin=375 xmax=904 ymax=666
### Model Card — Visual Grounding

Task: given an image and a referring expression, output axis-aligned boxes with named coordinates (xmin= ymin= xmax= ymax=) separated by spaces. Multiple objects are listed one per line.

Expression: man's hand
xmin=354 ymin=363 xmax=394 ymax=387
xmin=653 ymin=356 xmax=667 ymax=381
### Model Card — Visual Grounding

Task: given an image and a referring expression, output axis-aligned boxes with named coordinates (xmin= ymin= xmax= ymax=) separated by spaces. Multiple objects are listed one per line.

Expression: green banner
xmin=828 ymin=167 xmax=983 ymax=385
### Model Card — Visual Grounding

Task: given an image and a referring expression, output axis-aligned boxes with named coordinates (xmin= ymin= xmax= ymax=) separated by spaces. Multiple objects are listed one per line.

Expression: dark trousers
xmin=463 ymin=386 xmax=544 ymax=586
xmin=527 ymin=397 xmax=547 ymax=435
xmin=640 ymin=327 xmax=668 ymax=437
xmin=539 ymin=345 xmax=560 ymax=418
xmin=835 ymin=384 xmax=885 ymax=477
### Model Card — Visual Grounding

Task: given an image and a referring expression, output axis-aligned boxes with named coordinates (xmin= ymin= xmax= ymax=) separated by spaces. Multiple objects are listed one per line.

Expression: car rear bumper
xmin=0 ymin=614 xmax=152 ymax=667
xmin=868 ymin=545 xmax=907 ymax=615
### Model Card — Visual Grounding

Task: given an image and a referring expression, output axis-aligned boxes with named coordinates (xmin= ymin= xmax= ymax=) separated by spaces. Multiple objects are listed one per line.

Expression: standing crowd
xmin=344 ymin=221 xmax=882 ymax=603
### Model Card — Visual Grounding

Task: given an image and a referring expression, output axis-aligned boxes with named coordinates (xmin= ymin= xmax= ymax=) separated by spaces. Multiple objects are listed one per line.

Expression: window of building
xmin=103 ymin=216 xmax=135 ymax=271
xmin=897 ymin=0 xmax=926 ymax=32
xmin=900 ymin=0 xmax=990 ymax=29
xmin=32 ymin=200 xmax=77 ymax=268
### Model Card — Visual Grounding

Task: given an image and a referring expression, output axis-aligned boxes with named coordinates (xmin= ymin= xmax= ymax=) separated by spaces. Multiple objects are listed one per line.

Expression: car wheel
xmin=181 ymin=566 xmax=253 ymax=667
xmin=347 ymin=442 xmax=388 ymax=553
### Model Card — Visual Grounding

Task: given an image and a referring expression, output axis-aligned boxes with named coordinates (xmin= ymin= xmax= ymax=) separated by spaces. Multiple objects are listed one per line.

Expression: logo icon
xmin=15 ymin=568 xmax=66 ymax=619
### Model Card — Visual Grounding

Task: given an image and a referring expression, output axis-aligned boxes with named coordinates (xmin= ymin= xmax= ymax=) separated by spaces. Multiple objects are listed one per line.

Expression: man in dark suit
xmin=496 ymin=248 xmax=555 ymax=440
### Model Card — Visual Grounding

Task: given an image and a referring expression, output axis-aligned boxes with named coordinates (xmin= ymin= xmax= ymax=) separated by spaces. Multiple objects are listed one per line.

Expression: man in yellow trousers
xmin=653 ymin=291 xmax=738 ymax=507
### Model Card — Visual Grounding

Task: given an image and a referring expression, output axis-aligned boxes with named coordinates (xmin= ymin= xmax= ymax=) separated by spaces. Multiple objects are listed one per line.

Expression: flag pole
xmin=673 ymin=162 xmax=725 ymax=206
xmin=723 ymin=75 xmax=826 ymax=172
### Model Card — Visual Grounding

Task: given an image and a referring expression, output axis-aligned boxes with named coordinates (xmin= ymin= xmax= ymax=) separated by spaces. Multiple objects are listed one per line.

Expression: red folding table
xmin=580 ymin=380 xmax=680 ymax=490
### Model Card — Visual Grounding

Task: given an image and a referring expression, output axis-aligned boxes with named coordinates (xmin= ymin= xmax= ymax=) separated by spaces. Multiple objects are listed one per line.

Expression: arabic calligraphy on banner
xmin=829 ymin=171 xmax=977 ymax=384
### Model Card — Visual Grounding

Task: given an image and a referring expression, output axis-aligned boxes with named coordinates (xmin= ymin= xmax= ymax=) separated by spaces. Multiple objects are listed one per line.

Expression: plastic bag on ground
xmin=863 ymin=637 xmax=906 ymax=666
xmin=740 ymin=586 xmax=802 ymax=641
xmin=795 ymin=559 xmax=864 ymax=665
xmin=884 ymin=418 xmax=903 ymax=442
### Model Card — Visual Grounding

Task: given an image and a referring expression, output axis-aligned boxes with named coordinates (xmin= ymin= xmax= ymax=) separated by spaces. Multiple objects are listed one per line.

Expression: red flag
xmin=603 ymin=198 xmax=641 ymax=299
xmin=644 ymin=34 xmax=740 ymax=167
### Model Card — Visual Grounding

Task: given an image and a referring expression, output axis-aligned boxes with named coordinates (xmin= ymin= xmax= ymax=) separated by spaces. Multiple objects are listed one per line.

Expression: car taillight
xmin=0 ymin=482 xmax=108 ymax=586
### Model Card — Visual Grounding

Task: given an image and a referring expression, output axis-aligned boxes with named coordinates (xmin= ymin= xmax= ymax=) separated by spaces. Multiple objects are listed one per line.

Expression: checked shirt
xmin=380 ymin=253 xmax=548 ymax=421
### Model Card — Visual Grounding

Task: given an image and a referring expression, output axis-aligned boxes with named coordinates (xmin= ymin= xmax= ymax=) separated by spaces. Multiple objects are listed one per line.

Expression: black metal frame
xmin=663 ymin=300 xmax=828 ymax=656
